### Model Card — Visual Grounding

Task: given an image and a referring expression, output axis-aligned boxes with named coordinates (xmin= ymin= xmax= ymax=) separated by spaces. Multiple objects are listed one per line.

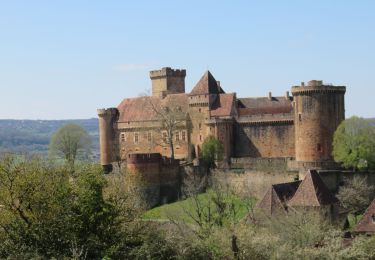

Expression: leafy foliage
xmin=49 ymin=123 xmax=92 ymax=169
xmin=333 ymin=116 xmax=375 ymax=170
xmin=201 ymin=136 xmax=224 ymax=168
xmin=0 ymin=154 xmax=145 ymax=259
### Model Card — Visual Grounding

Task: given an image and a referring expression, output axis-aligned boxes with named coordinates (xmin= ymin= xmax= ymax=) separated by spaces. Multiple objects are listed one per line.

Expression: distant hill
xmin=368 ymin=118 xmax=375 ymax=126
xmin=0 ymin=118 xmax=99 ymax=160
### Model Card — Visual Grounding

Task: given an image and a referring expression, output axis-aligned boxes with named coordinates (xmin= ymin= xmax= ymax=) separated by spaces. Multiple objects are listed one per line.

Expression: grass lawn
xmin=143 ymin=191 xmax=256 ymax=224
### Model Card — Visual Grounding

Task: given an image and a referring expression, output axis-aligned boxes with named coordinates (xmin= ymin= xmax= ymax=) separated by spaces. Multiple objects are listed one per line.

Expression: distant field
xmin=0 ymin=118 xmax=99 ymax=159
xmin=143 ymin=192 xmax=256 ymax=223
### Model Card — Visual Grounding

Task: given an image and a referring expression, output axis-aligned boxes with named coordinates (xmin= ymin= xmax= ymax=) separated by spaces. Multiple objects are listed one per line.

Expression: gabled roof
xmin=117 ymin=93 xmax=188 ymax=122
xmin=354 ymin=199 xmax=375 ymax=233
xmin=288 ymin=170 xmax=339 ymax=207
xmin=257 ymin=180 xmax=301 ymax=215
xmin=190 ymin=71 xmax=222 ymax=95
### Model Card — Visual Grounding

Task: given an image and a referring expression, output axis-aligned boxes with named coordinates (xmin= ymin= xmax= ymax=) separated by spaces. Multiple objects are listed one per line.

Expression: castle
xmin=97 ymin=67 xmax=346 ymax=174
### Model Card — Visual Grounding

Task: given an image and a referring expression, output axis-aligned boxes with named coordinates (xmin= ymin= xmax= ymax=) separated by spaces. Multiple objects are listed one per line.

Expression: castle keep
xmin=97 ymin=67 xmax=346 ymax=173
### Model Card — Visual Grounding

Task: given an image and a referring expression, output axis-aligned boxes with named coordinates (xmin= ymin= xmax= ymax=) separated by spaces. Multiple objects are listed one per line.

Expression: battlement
xmin=149 ymin=67 xmax=186 ymax=79
xmin=127 ymin=153 xmax=162 ymax=164
xmin=291 ymin=80 xmax=346 ymax=96
xmin=97 ymin=107 xmax=119 ymax=117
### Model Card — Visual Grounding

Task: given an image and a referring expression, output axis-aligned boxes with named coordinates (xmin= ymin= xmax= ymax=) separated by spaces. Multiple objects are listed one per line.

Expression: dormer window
xmin=372 ymin=214 xmax=375 ymax=223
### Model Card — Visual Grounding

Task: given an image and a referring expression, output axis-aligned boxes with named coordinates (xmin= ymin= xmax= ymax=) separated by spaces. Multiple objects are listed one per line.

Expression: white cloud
xmin=112 ymin=64 xmax=148 ymax=72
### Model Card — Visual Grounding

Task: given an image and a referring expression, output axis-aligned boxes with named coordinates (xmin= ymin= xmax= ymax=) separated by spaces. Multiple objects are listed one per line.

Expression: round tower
xmin=97 ymin=108 xmax=119 ymax=173
xmin=291 ymin=80 xmax=346 ymax=166
xmin=125 ymin=153 xmax=161 ymax=208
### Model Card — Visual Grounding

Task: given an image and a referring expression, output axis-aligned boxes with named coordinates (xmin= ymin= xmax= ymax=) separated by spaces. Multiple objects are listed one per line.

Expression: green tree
xmin=0 ymin=154 xmax=142 ymax=259
xmin=49 ymin=123 xmax=92 ymax=169
xmin=201 ymin=136 xmax=224 ymax=168
xmin=333 ymin=116 xmax=375 ymax=171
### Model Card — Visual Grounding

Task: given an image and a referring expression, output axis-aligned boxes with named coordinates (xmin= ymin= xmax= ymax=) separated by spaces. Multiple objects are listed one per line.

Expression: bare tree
xmin=141 ymin=92 xmax=188 ymax=160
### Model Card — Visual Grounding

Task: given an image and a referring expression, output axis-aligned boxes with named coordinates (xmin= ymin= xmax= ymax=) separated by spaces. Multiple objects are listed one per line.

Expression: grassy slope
xmin=143 ymin=192 xmax=255 ymax=223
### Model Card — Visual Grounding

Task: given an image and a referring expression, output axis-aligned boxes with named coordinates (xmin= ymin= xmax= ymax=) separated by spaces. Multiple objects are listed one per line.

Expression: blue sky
xmin=0 ymin=1 xmax=374 ymax=119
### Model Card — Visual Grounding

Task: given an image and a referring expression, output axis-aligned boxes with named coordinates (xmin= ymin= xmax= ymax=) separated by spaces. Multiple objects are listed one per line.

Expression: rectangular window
xmin=175 ymin=131 xmax=180 ymax=142
xmin=148 ymin=132 xmax=152 ymax=142
xmin=120 ymin=133 xmax=126 ymax=142
xmin=143 ymin=132 xmax=147 ymax=140
xmin=298 ymin=113 xmax=302 ymax=122
xmin=162 ymin=131 xmax=168 ymax=143
xmin=199 ymin=123 xmax=202 ymax=130
xmin=182 ymin=131 xmax=186 ymax=141
xmin=317 ymin=143 xmax=322 ymax=152
xmin=134 ymin=133 xmax=139 ymax=144
xmin=199 ymin=135 xmax=202 ymax=141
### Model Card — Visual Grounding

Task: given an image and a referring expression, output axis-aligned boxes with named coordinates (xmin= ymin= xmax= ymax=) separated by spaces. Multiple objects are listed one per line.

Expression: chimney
xmin=285 ymin=91 xmax=290 ymax=99
xmin=268 ymin=92 xmax=272 ymax=100
xmin=301 ymin=82 xmax=305 ymax=87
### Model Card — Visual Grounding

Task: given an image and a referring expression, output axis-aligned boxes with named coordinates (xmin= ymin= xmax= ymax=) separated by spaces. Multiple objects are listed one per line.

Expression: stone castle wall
xmin=292 ymin=84 xmax=346 ymax=162
xmin=150 ymin=67 xmax=186 ymax=97
xmin=125 ymin=153 xmax=181 ymax=208
xmin=234 ymin=121 xmax=295 ymax=158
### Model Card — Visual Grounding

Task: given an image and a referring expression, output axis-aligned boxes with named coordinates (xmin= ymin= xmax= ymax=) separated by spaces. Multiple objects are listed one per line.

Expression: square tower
xmin=150 ymin=67 xmax=186 ymax=98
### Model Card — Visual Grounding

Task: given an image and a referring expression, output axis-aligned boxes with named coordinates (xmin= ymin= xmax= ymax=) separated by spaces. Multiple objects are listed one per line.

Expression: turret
xmin=150 ymin=67 xmax=186 ymax=98
xmin=97 ymin=108 xmax=119 ymax=173
xmin=291 ymin=80 xmax=346 ymax=165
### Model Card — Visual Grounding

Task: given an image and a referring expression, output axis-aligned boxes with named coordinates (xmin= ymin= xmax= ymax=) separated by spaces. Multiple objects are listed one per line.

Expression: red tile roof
xmin=257 ymin=181 xmax=301 ymax=215
xmin=238 ymin=97 xmax=293 ymax=116
xmin=190 ymin=71 xmax=222 ymax=95
xmin=354 ymin=199 xmax=375 ymax=233
xmin=117 ymin=93 xmax=189 ymax=122
xmin=210 ymin=94 xmax=235 ymax=117
xmin=288 ymin=170 xmax=339 ymax=207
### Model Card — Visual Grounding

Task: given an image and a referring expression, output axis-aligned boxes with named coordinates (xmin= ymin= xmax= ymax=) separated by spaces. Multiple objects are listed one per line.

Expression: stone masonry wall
xmin=234 ymin=122 xmax=295 ymax=158
xmin=212 ymin=169 xmax=298 ymax=199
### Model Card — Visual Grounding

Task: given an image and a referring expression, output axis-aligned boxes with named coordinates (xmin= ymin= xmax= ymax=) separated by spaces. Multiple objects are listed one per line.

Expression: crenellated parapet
xmin=150 ymin=67 xmax=186 ymax=98
xmin=97 ymin=107 xmax=119 ymax=118
xmin=127 ymin=153 xmax=162 ymax=165
xmin=149 ymin=67 xmax=186 ymax=79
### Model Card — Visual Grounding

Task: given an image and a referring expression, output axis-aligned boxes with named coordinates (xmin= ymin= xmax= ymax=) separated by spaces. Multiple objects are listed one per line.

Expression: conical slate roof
xmin=288 ymin=170 xmax=339 ymax=207
xmin=190 ymin=71 xmax=221 ymax=95
xmin=257 ymin=180 xmax=301 ymax=215
xmin=354 ymin=198 xmax=375 ymax=233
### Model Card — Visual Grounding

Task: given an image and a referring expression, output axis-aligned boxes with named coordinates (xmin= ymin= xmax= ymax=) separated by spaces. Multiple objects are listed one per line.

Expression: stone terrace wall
xmin=212 ymin=169 xmax=299 ymax=199
xmin=230 ymin=157 xmax=293 ymax=172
